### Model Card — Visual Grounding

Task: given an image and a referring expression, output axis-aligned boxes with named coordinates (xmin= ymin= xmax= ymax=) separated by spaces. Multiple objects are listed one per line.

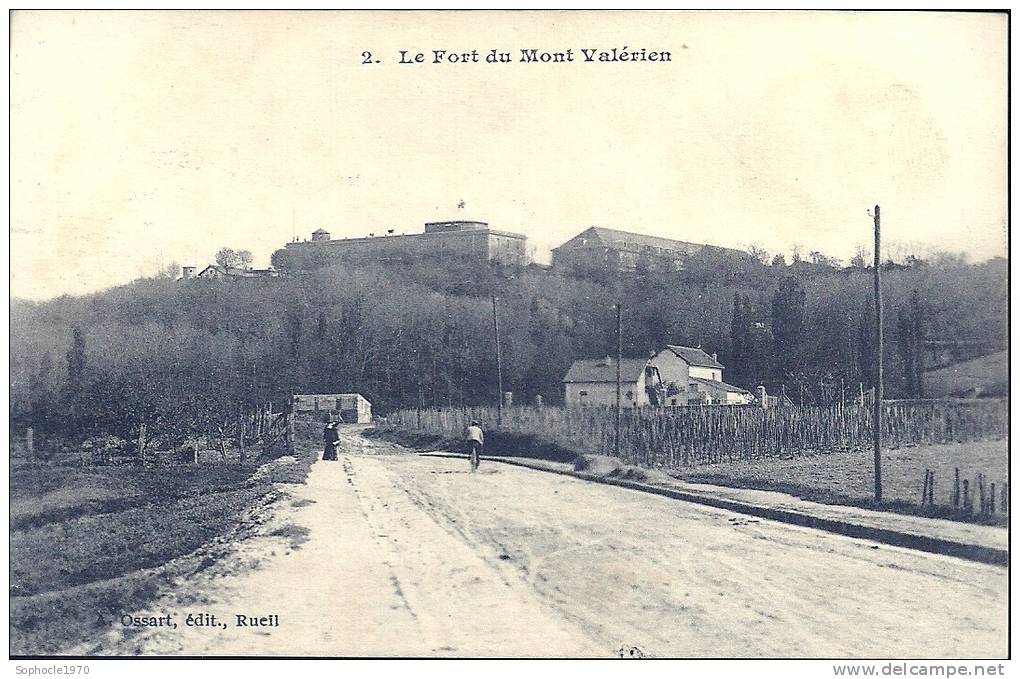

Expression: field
xmin=673 ymin=440 xmax=1008 ymax=524
xmin=923 ymin=351 xmax=1008 ymax=398
xmin=9 ymin=440 xmax=318 ymax=655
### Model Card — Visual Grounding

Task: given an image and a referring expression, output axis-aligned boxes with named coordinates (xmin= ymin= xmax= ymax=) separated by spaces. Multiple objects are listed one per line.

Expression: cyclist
xmin=464 ymin=420 xmax=484 ymax=472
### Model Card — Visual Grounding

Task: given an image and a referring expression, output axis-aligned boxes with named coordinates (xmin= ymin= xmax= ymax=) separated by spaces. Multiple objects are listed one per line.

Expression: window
xmin=579 ymin=390 xmax=588 ymax=397
xmin=626 ymin=390 xmax=634 ymax=400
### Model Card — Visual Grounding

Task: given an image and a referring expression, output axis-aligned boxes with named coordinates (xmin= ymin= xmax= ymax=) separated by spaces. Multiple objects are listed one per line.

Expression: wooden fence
xmin=15 ymin=401 xmax=296 ymax=466
xmin=387 ymin=399 xmax=1008 ymax=468
xmin=920 ymin=467 xmax=1008 ymax=518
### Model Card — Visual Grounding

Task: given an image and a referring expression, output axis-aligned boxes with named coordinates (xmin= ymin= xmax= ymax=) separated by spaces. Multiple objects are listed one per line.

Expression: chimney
xmin=712 ymin=352 xmax=718 ymax=362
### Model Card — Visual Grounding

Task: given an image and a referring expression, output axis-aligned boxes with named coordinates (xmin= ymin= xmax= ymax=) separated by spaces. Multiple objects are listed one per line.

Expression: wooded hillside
xmin=10 ymin=250 xmax=1007 ymax=445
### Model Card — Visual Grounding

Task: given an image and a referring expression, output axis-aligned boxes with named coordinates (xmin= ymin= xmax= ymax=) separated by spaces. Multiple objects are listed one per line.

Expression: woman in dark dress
xmin=322 ymin=421 xmax=340 ymax=461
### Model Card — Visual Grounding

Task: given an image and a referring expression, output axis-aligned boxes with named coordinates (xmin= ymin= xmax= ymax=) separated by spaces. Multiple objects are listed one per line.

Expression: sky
xmin=10 ymin=10 xmax=1008 ymax=300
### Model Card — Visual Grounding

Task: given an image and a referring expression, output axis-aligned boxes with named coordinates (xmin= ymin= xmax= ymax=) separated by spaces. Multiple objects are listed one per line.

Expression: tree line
xmin=10 ymin=247 xmax=1007 ymax=446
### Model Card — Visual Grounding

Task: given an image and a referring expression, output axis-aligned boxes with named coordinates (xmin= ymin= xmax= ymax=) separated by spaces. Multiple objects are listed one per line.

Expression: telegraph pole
xmin=873 ymin=205 xmax=884 ymax=503
xmin=615 ymin=303 xmax=622 ymax=456
xmin=492 ymin=295 xmax=503 ymax=427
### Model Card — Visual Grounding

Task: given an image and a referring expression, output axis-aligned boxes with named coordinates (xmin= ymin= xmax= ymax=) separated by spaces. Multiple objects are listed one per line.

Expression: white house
xmin=650 ymin=345 xmax=753 ymax=406
xmin=563 ymin=357 xmax=664 ymax=408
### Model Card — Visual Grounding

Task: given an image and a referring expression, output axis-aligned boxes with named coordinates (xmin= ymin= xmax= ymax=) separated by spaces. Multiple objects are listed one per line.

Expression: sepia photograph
xmin=7 ymin=8 xmax=1010 ymax=664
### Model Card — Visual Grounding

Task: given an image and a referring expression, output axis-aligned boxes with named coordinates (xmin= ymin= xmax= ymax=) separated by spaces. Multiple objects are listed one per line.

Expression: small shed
xmin=292 ymin=393 xmax=373 ymax=423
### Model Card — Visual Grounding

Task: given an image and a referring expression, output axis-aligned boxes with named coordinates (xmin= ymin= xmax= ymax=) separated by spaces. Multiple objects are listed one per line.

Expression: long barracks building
xmin=283 ymin=220 xmax=528 ymax=267
xmin=551 ymin=226 xmax=749 ymax=274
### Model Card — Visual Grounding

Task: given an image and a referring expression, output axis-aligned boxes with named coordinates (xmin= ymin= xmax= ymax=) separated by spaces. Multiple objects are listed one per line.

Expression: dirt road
xmin=83 ymin=434 xmax=1007 ymax=658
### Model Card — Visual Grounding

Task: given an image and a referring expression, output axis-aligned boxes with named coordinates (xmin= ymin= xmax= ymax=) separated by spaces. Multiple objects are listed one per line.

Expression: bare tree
xmin=850 ymin=245 xmax=870 ymax=269
xmin=157 ymin=260 xmax=181 ymax=279
xmin=215 ymin=247 xmax=239 ymax=268
xmin=237 ymin=250 xmax=253 ymax=269
xmin=747 ymin=244 xmax=769 ymax=265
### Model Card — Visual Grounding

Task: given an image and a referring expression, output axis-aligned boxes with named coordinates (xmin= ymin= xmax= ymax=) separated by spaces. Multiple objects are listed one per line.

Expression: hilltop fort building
xmin=552 ymin=226 xmax=748 ymax=275
xmin=281 ymin=220 xmax=528 ymax=268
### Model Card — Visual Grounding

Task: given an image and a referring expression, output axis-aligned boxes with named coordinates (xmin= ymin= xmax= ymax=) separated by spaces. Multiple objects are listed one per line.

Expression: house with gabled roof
xmin=563 ymin=356 xmax=664 ymax=408
xmin=194 ymin=264 xmax=280 ymax=279
xmin=650 ymin=345 xmax=753 ymax=406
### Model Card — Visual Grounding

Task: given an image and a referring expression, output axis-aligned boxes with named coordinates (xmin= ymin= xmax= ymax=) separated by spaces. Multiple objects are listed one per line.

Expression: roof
xmin=563 ymin=358 xmax=651 ymax=384
xmin=312 ymin=228 xmax=330 ymax=234
xmin=689 ymin=376 xmax=749 ymax=394
xmin=664 ymin=345 xmax=725 ymax=369
xmin=424 ymin=220 xmax=488 ymax=228
xmin=554 ymin=226 xmax=743 ymax=256
xmin=286 ymin=227 xmax=526 ymax=248
xmin=198 ymin=265 xmax=277 ymax=278
xmin=294 ymin=393 xmax=372 ymax=405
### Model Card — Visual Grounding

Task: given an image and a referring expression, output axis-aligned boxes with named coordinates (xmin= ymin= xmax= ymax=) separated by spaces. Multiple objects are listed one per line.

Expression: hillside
xmin=922 ymin=350 xmax=1008 ymax=398
xmin=10 ymin=253 xmax=1008 ymax=447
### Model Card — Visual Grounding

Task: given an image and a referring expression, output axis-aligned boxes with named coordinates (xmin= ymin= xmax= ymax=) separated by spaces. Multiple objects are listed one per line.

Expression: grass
xmin=923 ymin=351 xmax=1008 ymax=397
xmin=9 ymin=437 xmax=320 ymax=656
xmin=11 ymin=487 xmax=269 ymax=597
xmin=671 ymin=440 xmax=1008 ymax=526
xmin=12 ymin=564 xmax=166 ymax=655
xmin=10 ymin=462 xmax=258 ymax=530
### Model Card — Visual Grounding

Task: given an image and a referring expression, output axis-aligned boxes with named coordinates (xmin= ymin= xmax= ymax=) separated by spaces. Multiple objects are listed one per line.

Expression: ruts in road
xmin=86 ymin=433 xmax=1007 ymax=658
